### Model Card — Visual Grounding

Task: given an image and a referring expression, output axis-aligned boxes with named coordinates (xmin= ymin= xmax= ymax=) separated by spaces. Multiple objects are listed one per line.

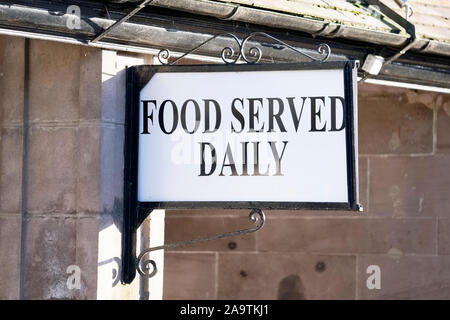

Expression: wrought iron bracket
xmin=91 ymin=2 xmax=331 ymax=64
xmin=91 ymin=0 xmax=155 ymax=43
xmin=157 ymin=31 xmax=331 ymax=65
xmin=122 ymin=31 xmax=333 ymax=284
xmin=136 ymin=209 xmax=265 ymax=279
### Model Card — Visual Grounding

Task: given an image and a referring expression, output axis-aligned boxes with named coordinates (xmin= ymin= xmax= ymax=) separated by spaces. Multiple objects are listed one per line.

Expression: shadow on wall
xmin=97 ymin=197 xmax=126 ymax=289
xmin=97 ymin=66 xmax=128 ymax=290
xmin=98 ymin=68 xmax=128 ymax=234
xmin=99 ymin=197 xmax=124 ymax=233
xmin=98 ymin=256 xmax=122 ymax=287
xmin=277 ymin=274 xmax=306 ymax=300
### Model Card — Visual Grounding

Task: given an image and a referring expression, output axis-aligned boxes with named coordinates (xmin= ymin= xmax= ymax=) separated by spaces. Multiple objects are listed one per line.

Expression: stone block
xmin=163 ymin=252 xmax=216 ymax=299
xmin=357 ymin=255 xmax=450 ymax=299
xmin=79 ymin=47 xmax=102 ymax=121
xmin=438 ymin=218 xmax=450 ymax=255
xmin=0 ymin=216 xmax=21 ymax=299
xmin=436 ymin=95 xmax=450 ymax=153
xmin=218 ymin=253 xmax=356 ymax=299
xmin=0 ymin=35 xmax=24 ymax=124
xmin=76 ymin=126 xmax=100 ymax=213
xmin=29 ymin=39 xmax=81 ymax=122
xmin=74 ymin=216 xmax=99 ymax=299
xmin=358 ymin=86 xmax=433 ymax=154
xmin=23 ymin=216 xmax=97 ymax=299
xmin=0 ymin=127 xmax=23 ymax=213
xmin=370 ymin=155 xmax=450 ymax=217
xmin=27 ymin=126 xmax=77 ymax=213
xmin=257 ymin=217 xmax=436 ymax=254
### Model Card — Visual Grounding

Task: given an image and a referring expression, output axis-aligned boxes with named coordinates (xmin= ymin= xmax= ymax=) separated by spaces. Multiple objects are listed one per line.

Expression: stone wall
xmin=0 ymin=35 xmax=101 ymax=299
xmin=163 ymin=84 xmax=450 ymax=299
xmin=0 ymin=35 xmax=163 ymax=299
xmin=1 ymin=34 xmax=450 ymax=300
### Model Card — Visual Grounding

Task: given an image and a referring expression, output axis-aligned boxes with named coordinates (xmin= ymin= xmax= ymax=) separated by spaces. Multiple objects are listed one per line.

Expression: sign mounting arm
xmin=136 ymin=209 xmax=265 ymax=278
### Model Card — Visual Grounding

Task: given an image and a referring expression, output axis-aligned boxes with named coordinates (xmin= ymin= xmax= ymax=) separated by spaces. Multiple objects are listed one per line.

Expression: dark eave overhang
xmin=1 ymin=0 xmax=449 ymax=90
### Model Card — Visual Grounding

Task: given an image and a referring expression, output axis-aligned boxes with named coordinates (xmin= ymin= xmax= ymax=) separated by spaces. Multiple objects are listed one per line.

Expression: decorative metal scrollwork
xmin=241 ymin=32 xmax=331 ymax=64
xmin=158 ymin=32 xmax=331 ymax=65
xmin=136 ymin=208 xmax=266 ymax=278
xmin=158 ymin=32 xmax=242 ymax=65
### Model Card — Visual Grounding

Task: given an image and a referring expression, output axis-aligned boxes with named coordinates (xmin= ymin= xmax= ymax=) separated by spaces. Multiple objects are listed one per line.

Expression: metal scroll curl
xmin=158 ymin=32 xmax=242 ymax=65
xmin=136 ymin=209 xmax=266 ymax=278
xmin=240 ymin=32 xmax=331 ymax=63
xmin=157 ymin=32 xmax=331 ymax=65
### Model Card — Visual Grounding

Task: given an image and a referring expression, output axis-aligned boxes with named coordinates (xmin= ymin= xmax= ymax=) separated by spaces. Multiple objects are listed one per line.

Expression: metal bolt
xmin=315 ymin=261 xmax=326 ymax=272
xmin=228 ymin=241 xmax=237 ymax=250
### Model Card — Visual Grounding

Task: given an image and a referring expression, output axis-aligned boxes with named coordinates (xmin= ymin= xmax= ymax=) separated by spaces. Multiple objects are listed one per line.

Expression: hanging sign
xmin=125 ymin=61 xmax=360 ymax=210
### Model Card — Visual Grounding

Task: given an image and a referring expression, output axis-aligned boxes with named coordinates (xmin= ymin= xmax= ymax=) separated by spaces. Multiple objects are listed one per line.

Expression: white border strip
xmin=360 ymin=77 xmax=450 ymax=94
xmin=0 ymin=27 xmax=224 ymax=64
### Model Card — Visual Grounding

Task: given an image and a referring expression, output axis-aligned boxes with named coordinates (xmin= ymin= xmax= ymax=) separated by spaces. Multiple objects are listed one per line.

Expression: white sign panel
xmin=129 ymin=62 xmax=359 ymax=210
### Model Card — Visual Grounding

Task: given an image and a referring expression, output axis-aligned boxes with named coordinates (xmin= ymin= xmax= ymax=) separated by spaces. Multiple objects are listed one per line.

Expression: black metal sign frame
xmin=122 ymin=60 xmax=359 ymax=283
